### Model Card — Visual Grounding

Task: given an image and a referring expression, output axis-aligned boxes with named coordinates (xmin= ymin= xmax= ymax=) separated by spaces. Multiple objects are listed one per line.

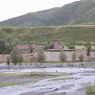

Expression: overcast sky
xmin=0 ymin=0 xmax=79 ymax=21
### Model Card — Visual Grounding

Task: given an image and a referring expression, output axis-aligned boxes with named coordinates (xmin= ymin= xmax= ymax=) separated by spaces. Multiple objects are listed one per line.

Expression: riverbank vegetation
xmin=86 ymin=85 xmax=95 ymax=95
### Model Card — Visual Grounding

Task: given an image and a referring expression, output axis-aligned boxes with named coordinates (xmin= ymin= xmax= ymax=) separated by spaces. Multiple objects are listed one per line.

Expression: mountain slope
xmin=1 ymin=26 xmax=95 ymax=42
xmin=0 ymin=0 xmax=95 ymax=27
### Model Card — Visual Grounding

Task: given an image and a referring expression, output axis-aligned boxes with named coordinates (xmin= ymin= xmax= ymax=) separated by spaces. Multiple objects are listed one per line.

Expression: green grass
xmin=0 ymin=72 xmax=31 ymax=76
xmin=49 ymin=77 xmax=73 ymax=81
xmin=30 ymin=72 xmax=70 ymax=76
xmin=0 ymin=82 xmax=17 ymax=87
xmin=0 ymin=72 xmax=70 ymax=78
xmin=0 ymin=72 xmax=70 ymax=87
xmin=1 ymin=26 xmax=95 ymax=43
xmin=0 ymin=73 xmax=32 ymax=87
xmin=86 ymin=85 xmax=95 ymax=95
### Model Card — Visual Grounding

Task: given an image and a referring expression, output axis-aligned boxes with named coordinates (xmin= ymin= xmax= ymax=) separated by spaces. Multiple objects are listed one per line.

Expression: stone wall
xmin=0 ymin=49 xmax=95 ymax=63
xmin=0 ymin=54 xmax=9 ymax=63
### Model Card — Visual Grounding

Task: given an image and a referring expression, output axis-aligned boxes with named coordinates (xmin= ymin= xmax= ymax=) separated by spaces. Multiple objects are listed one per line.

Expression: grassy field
xmin=86 ymin=85 xmax=95 ymax=95
xmin=0 ymin=25 xmax=95 ymax=43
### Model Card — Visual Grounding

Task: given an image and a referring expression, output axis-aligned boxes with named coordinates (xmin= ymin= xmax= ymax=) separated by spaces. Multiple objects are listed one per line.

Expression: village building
xmin=16 ymin=43 xmax=45 ymax=53
xmin=0 ymin=41 xmax=95 ymax=63
xmin=15 ymin=41 xmax=95 ymax=62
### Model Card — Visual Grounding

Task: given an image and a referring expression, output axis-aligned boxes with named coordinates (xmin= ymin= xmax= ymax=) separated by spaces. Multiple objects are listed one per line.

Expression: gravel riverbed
xmin=0 ymin=68 xmax=95 ymax=95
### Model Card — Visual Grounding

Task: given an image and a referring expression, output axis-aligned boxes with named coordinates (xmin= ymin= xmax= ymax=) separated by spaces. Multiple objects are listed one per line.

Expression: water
xmin=0 ymin=68 xmax=95 ymax=95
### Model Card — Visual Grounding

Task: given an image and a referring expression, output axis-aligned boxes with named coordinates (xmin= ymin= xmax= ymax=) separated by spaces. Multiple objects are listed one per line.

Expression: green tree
xmin=67 ymin=42 xmax=75 ymax=49
xmin=0 ymin=40 xmax=7 ymax=54
xmin=0 ymin=39 xmax=13 ymax=54
xmin=27 ymin=41 xmax=33 ymax=53
xmin=18 ymin=55 xmax=23 ymax=65
xmin=37 ymin=49 xmax=45 ymax=63
xmin=71 ymin=52 xmax=76 ymax=66
xmin=6 ymin=56 xmax=10 ymax=69
xmin=72 ymin=52 xmax=76 ymax=62
xmin=85 ymin=42 xmax=92 ymax=56
xmin=44 ymin=41 xmax=51 ymax=50
xmin=18 ymin=55 xmax=23 ymax=69
xmin=79 ymin=54 xmax=84 ymax=66
xmin=60 ymin=50 xmax=67 ymax=62
xmin=5 ymin=38 xmax=14 ymax=54
xmin=11 ymin=48 xmax=23 ymax=65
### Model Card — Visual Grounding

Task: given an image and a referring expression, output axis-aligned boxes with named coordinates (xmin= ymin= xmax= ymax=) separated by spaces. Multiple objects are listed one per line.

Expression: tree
xmin=60 ymin=50 xmax=67 ymax=62
xmin=67 ymin=42 xmax=75 ymax=49
xmin=79 ymin=54 xmax=84 ymax=67
xmin=44 ymin=41 xmax=51 ymax=50
xmin=18 ymin=55 xmax=23 ymax=65
xmin=0 ymin=40 xmax=7 ymax=54
xmin=6 ymin=56 xmax=10 ymax=69
xmin=72 ymin=52 xmax=76 ymax=62
xmin=85 ymin=42 xmax=92 ymax=56
xmin=0 ymin=39 xmax=13 ymax=54
xmin=37 ymin=49 xmax=45 ymax=63
xmin=11 ymin=48 xmax=23 ymax=65
xmin=27 ymin=41 xmax=33 ymax=53
xmin=71 ymin=52 xmax=76 ymax=66
xmin=18 ymin=55 xmax=23 ymax=69
xmin=6 ymin=39 xmax=14 ymax=54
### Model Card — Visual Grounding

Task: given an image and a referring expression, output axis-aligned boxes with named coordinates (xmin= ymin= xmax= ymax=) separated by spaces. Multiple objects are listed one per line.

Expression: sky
xmin=0 ymin=0 xmax=79 ymax=22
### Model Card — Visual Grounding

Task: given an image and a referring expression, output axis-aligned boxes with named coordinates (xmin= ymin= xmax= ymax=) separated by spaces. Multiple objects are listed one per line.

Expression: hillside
xmin=0 ymin=25 xmax=95 ymax=43
xmin=0 ymin=0 xmax=95 ymax=27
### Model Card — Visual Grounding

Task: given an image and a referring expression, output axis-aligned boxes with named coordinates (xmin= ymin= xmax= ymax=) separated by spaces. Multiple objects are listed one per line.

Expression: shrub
xmin=60 ymin=50 xmax=67 ymax=62
xmin=0 ymin=39 xmax=13 ymax=54
xmin=86 ymin=85 xmax=95 ymax=95
xmin=72 ymin=52 xmax=76 ymax=62
xmin=79 ymin=54 xmax=84 ymax=66
xmin=67 ymin=42 xmax=75 ymax=49
xmin=11 ymin=48 xmax=23 ymax=65
xmin=85 ymin=42 xmax=92 ymax=56
xmin=37 ymin=49 xmax=45 ymax=63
